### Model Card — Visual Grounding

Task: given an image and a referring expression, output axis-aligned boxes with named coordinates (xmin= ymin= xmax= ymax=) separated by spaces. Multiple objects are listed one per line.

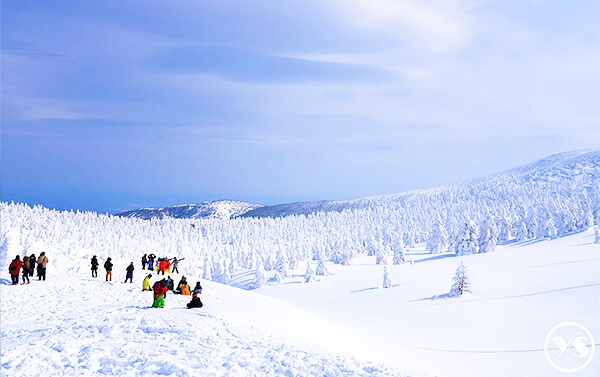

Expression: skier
xmin=37 ymin=252 xmax=49 ymax=281
xmin=147 ymin=254 xmax=156 ymax=270
xmin=9 ymin=256 xmax=23 ymax=285
xmin=104 ymin=257 xmax=113 ymax=281
xmin=29 ymin=254 xmax=36 ymax=277
xmin=142 ymin=274 xmax=152 ymax=291
xmin=187 ymin=293 xmax=203 ymax=309
xmin=22 ymin=256 xmax=31 ymax=284
xmin=152 ymin=279 xmax=168 ymax=308
xmin=124 ymin=262 xmax=134 ymax=283
xmin=91 ymin=256 xmax=99 ymax=278
xmin=141 ymin=254 xmax=148 ymax=270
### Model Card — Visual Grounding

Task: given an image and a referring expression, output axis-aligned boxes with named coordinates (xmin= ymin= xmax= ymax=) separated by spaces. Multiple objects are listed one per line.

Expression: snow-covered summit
xmin=116 ymin=200 xmax=262 ymax=220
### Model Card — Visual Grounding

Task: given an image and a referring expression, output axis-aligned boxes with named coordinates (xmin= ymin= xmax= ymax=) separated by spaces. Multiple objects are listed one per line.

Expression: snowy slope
xmin=116 ymin=200 xmax=263 ymax=220
xmin=256 ymin=229 xmax=600 ymax=377
xmin=0 ymin=269 xmax=417 ymax=377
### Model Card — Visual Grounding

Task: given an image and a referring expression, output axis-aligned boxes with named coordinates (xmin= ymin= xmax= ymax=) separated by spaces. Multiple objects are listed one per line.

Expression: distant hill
xmin=116 ymin=200 xmax=262 ymax=220
xmin=240 ymin=149 xmax=600 ymax=218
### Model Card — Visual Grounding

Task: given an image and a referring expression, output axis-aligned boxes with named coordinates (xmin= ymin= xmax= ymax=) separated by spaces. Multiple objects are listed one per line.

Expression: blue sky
xmin=2 ymin=0 xmax=600 ymax=213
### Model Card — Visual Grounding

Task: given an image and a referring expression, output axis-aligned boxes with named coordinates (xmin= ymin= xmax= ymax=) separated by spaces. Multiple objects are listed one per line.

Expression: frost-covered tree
xmin=274 ymin=249 xmax=290 ymax=279
xmin=382 ymin=266 xmax=393 ymax=288
xmin=455 ymin=219 xmax=479 ymax=256
xmin=315 ymin=253 xmax=329 ymax=276
xmin=515 ymin=222 xmax=528 ymax=242
xmin=450 ymin=260 xmax=471 ymax=297
xmin=579 ymin=209 xmax=595 ymax=232
xmin=202 ymin=258 xmax=212 ymax=280
xmin=340 ymin=248 xmax=353 ymax=266
xmin=478 ymin=218 xmax=498 ymax=253
xmin=393 ymin=242 xmax=406 ymax=265
xmin=253 ymin=262 xmax=268 ymax=288
xmin=304 ymin=261 xmax=316 ymax=282
xmin=427 ymin=220 xmax=449 ymax=254
xmin=375 ymin=246 xmax=389 ymax=265
xmin=497 ymin=217 xmax=512 ymax=243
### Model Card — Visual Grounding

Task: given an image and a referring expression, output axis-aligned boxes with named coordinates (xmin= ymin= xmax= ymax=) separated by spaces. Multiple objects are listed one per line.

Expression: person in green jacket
xmin=142 ymin=274 xmax=152 ymax=291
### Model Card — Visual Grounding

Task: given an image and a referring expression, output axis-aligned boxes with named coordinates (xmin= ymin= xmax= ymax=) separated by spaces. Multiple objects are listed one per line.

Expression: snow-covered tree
xmin=427 ymin=220 xmax=449 ymax=254
xmin=304 ymin=261 xmax=316 ymax=282
xmin=595 ymin=226 xmax=600 ymax=244
xmin=478 ymin=218 xmax=498 ymax=253
xmin=455 ymin=219 xmax=479 ymax=256
xmin=315 ymin=254 xmax=329 ymax=276
xmin=274 ymin=249 xmax=290 ymax=279
xmin=375 ymin=247 xmax=389 ymax=265
xmin=515 ymin=222 xmax=528 ymax=242
xmin=393 ymin=242 xmax=406 ymax=265
xmin=382 ymin=266 xmax=393 ymax=288
xmin=253 ymin=262 xmax=268 ymax=288
xmin=450 ymin=260 xmax=471 ymax=297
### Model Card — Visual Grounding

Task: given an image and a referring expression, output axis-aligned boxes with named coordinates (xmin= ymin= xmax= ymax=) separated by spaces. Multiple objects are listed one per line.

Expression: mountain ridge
xmin=117 ymin=150 xmax=600 ymax=220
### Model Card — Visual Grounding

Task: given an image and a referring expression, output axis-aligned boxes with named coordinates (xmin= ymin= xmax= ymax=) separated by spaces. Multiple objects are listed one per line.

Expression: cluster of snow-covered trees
xmin=1 ymin=165 xmax=599 ymax=288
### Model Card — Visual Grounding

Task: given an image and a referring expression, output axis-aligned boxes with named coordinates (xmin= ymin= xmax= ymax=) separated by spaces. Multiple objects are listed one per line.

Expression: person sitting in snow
xmin=142 ymin=274 xmax=152 ymax=291
xmin=91 ymin=256 xmax=99 ymax=278
xmin=175 ymin=276 xmax=189 ymax=294
xmin=9 ymin=256 xmax=23 ymax=285
xmin=124 ymin=262 xmax=135 ymax=283
xmin=192 ymin=281 xmax=202 ymax=296
xmin=187 ymin=293 xmax=203 ymax=309
xmin=152 ymin=279 xmax=168 ymax=308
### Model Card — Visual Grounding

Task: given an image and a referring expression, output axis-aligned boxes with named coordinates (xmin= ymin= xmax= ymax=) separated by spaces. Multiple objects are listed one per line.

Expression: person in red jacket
xmin=152 ymin=279 xmax=168 ymax=308
xmin=9 ymin=256 xmax=23 ymax=285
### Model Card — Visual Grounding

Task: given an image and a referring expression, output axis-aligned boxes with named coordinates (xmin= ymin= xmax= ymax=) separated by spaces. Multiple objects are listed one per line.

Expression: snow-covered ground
xmin=2 ymin=229 xmax=598 ymax=376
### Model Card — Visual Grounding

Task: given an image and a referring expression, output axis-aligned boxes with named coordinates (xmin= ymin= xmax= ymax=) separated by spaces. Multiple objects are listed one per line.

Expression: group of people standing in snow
xmin=8 ymin=252 xmax=49 ymax=285
xmin=141 ymin=254 xmax=184 ymax=275
xmin=90 ymin=255 xmax=136 ymax=283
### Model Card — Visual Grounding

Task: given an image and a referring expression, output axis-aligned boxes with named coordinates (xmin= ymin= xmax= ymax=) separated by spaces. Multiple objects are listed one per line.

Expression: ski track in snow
xmin=1 ymin=277 xmax=415 ymax=377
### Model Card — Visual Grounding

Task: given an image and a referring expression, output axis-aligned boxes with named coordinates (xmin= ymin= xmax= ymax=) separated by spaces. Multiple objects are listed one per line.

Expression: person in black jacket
xmin=187 ymin=293 xmax=203 ymax=309
xmin=29 ymin=254 xmax=36 ymax=277
xmin=104 ymin=257 xmax=113 ymax=281
xmin=91 ymin=256 xmax=99 ymax=277
xmin=141 ymin=254 xmax=148 ymax=270
xmin=124 ymin=262 xmax=134 ymax=283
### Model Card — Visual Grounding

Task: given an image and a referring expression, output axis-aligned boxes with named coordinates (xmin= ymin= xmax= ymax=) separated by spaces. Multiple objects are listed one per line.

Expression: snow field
xmin=1 ymin=271 xmax=417 ymax=377
xmin=257 ymin=230 xmax=600 ymax=377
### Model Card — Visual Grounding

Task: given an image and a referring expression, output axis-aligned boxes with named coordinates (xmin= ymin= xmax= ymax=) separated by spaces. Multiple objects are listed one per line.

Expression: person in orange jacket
xmin=9 ymin=256 xmax=23 ymax=285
